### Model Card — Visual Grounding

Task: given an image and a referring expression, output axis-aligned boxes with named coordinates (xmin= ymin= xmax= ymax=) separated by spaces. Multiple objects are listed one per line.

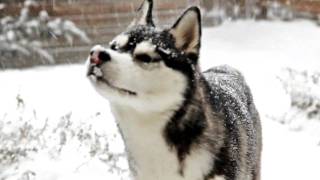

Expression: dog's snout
xmin=90 ymin=51 xmax=111 ymax=65
xmin=99 ymin=51 xmax=111 ymax=62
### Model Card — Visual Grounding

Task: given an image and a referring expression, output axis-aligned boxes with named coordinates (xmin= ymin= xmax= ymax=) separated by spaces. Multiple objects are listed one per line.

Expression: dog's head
xmin=87 ymin=0 xmax=201 ymax=111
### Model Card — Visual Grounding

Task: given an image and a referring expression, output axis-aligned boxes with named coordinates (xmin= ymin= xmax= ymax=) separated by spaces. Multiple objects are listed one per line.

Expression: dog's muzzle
xmin=89 ymin=50 xmax=111 ymax=66
xmin=86 ymin=49 xmax=137 ymax=96
xmin=87 ymin=48 xmax=111 ymax=77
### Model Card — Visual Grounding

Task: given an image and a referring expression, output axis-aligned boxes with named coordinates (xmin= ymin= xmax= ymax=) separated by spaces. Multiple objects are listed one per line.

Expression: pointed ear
xmin=129 ymin=0 xmax=154 ymax=27
xmin=169 ymin=7 xmax=201 ymax=54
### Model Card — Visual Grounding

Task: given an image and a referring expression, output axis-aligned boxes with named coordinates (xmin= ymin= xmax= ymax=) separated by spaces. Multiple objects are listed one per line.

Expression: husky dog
xmin=86 ymin=0 xmax=262 ymax=180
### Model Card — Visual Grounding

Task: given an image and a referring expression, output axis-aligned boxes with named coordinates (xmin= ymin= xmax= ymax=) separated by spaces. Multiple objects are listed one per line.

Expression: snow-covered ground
xmin=1 ymin=20 xmax=320 ymax=180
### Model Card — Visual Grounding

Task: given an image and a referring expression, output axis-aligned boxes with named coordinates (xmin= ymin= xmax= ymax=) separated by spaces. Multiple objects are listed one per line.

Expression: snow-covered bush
xmin=200 ymin=0 xmax=299 ymax=26
xmin=265 ymin=1 xmax=295 ymax=21
xmin=0 ymin=0 xmax=90 ymax=68
xmin=278 ymin=68 xmax=320 ymax=123
xmin=0 ymin=95 xmax=128 ymax=180
xmin=201 ymin=0 xmax=249 ymax=26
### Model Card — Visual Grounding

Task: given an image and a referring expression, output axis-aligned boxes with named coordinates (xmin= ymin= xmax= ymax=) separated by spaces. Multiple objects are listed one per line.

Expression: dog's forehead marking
xmin=127 ymin=26 xmax=159 ymax=42
xmin=111 ymin=34 xmax=129 ymax=48
xmin=134 ymin=40 xmax=156 ymax=54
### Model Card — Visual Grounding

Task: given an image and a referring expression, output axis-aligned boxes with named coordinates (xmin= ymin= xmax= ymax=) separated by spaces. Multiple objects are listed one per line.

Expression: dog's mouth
xmin=87 ymin=65 xmax=137 ymax=96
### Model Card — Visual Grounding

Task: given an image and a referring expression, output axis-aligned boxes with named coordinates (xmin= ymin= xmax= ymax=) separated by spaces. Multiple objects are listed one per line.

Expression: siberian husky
xmin=86 ymin=0 xmax=262 ymax=180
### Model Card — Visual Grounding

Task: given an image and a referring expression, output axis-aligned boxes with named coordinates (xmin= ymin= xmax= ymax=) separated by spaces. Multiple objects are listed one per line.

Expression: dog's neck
xmin=109 ymin=70 xmax=205 ymax=122
xmin=110 ymin=102 xmax=176 ymax=122
xmin=108 ymin=74 xmax=219 ymax=178
xmin=109 ymin=69 xmax=208 ymax=126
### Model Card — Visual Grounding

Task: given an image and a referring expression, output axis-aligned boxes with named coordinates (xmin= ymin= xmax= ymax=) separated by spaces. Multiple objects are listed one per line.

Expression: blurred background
xmin=1 ymin=1 xmax=320 ymax=180
xmin=1 ymin=0 xmax=320 ymax=69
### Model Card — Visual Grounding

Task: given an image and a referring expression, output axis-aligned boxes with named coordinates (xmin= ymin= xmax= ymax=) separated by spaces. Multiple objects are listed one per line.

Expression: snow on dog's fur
xmin=86 ymin=0 xmax=262 ymax=180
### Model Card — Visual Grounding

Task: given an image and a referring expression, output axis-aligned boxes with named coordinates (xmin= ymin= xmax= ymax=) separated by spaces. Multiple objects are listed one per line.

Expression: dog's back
xmin=203 ymin=65 xmax=262 ymax=180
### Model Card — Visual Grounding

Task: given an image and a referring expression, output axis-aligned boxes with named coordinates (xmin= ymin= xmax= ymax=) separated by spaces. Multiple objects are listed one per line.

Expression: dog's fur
xmin=86 ymin=0 xmax=262 ymax=180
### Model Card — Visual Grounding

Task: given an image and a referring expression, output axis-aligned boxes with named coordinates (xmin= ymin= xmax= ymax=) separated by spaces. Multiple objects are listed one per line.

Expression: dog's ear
xmin=169 ymin=7 xmax=201 ymax=54
xmin=129 ymin=0 xmax=154 ymax=27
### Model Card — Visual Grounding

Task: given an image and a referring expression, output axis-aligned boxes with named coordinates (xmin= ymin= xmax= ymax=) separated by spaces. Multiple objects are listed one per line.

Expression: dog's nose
xmin=90 ymin=50 xmax=111 ymax=65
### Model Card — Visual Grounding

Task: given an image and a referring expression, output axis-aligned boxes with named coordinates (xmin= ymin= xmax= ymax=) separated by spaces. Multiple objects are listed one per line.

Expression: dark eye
xmin=110 ymin=43 xmax=118 ymax=51
xmin=122 ymin=42 xmax=135 ymax=52
xmin=135 ymin=54 xmax=152 ymax=63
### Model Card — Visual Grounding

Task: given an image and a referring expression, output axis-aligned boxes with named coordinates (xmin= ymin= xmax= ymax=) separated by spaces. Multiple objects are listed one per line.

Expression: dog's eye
xmin=121 ymin=42 xmax=135 ymax=52
xmin=110 ymin=43 xmax=118 ymax=51
xmin=135 ymin=54 xmax=152 ymax=63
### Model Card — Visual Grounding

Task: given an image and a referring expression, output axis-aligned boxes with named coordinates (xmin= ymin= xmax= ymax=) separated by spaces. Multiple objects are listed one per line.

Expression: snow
xmin=202 ymin=20 xmax=320 ymax=118
xmin=1 ymin=20 xmax=320 ymax=180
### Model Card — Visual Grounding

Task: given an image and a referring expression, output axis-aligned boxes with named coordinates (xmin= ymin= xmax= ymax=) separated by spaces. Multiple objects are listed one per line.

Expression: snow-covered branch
xmin=0 ymin=0 xmax=90 ymax=67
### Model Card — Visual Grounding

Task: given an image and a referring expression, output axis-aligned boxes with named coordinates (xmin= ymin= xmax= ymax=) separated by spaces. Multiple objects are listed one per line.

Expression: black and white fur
xmin=86 ymin=0 xmax=262 ymax=180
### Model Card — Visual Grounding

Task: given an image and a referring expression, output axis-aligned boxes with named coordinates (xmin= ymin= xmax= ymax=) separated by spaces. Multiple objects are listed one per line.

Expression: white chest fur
xmin=110 ymin=104 xmax=214 ymax=180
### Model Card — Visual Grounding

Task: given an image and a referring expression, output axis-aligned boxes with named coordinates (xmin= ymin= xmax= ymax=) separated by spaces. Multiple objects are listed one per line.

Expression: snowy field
xmin=1 ymin=20 xmax=320 ymax=180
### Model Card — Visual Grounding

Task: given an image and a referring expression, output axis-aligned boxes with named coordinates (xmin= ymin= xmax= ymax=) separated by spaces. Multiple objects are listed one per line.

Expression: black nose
xmin=98 ymin=51 xmax=111 ymax=62
xmin=90 ymin=51 xmax=111 ymax=65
